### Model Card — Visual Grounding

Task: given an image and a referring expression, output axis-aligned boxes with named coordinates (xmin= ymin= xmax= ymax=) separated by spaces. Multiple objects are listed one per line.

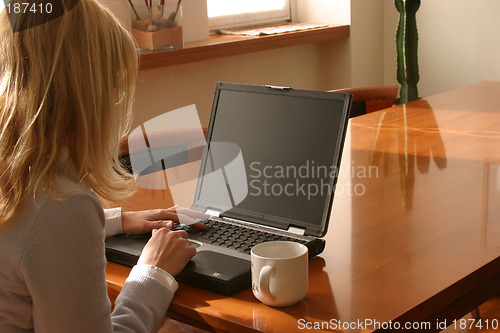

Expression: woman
xmin=0 ymin=0 xmax=205 ymax=331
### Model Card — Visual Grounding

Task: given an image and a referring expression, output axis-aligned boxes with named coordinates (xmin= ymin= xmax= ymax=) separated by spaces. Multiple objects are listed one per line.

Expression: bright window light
xmin=207 ymin=0 xmax=287 ymax=18
xmin=207 ymin=0 xmax=290 ymax=29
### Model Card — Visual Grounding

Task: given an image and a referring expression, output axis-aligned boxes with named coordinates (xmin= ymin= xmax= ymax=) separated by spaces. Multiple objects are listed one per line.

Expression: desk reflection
xmin=367 ymin=100 xmax=447 ymax=209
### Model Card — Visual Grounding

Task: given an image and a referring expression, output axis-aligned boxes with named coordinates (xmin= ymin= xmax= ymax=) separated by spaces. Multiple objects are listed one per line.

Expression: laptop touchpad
xmin=177 ymin=251 xmax=251 ymax=295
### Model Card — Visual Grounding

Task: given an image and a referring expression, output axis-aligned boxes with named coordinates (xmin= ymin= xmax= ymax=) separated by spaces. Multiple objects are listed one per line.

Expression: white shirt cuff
xmin=104 ymin=207 xmax=123 ymax=237
xmin=128 ymin=264 xmax=179 ymax=295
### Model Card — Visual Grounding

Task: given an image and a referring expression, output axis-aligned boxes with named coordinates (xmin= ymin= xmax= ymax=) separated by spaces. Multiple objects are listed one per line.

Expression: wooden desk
xmin=107 ymin=82 xmax=500 ymax=332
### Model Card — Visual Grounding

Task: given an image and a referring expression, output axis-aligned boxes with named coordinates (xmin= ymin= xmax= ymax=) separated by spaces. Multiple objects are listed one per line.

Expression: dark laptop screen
xmin=193 ymin=83 xmax=351 ymax=237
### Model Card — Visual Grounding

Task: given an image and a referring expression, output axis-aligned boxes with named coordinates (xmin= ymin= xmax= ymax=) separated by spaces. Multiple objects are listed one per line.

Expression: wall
xmin=383 ymin=2 xmax=398 ymax=89
xmin=293 ymin=0 xmax=387 ymax=90
xmin=383 ymin=0 xmax=500 ymax=98
xmin=293 ymin=0 xmax=350 ymax=25
xmin=132 ymin=0 xmax=354 ymax=128
xmin=104 ymin=0 xmax=396 ymax=128
xmin=133 ymin=40 xmax=352 ymax=128
xmin=349 ymin=0 xmax=385 ymax=88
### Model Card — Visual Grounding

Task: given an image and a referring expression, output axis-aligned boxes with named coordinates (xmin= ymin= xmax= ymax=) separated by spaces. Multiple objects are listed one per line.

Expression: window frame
xmin=207 ymin=0 xmax=291 ymax=30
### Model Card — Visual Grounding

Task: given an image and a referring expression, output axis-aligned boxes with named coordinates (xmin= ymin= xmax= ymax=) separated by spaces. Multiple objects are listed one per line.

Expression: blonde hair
xmin=0 ymin=0 xmax=138 ymax=226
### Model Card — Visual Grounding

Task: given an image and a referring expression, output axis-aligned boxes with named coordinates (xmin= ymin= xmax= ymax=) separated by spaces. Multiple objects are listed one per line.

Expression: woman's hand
xmin=138 ymin=228 xmax=196 ymax=276
xmin=121 ymin=206 xmax=209 ymax=235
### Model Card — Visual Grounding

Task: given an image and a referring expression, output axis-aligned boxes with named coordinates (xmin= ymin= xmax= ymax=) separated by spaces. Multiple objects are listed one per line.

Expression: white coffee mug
xmin=251 ymin=241 xmax=308 ymax=307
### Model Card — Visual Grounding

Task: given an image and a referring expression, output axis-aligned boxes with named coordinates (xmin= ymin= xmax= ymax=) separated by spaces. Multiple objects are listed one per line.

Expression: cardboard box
xmin=132 ymin=26 xmax=183 ymax=50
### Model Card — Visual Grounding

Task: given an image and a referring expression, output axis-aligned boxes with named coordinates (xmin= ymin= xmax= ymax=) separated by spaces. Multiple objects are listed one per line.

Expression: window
xmin=207 ymin=0 xmax=291 ymax=30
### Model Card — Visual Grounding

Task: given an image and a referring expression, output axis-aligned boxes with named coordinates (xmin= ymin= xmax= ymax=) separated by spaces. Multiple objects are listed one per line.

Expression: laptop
xmin=106 ymin=82 xmax=352 ymax=295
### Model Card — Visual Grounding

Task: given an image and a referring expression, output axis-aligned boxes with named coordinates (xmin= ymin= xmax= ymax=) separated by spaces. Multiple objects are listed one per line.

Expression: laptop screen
xmin=192 ymin=82 xmax=351 ymax=237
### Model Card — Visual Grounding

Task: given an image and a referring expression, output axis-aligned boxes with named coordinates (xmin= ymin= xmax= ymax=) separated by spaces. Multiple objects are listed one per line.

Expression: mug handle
xmin=259 ymin=265 xmax=274 ymax=301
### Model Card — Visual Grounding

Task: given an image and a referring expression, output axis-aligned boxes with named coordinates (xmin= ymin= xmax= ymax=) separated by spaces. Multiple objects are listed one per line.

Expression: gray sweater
xmin=0 ymin=177 xmax=176 ymax=332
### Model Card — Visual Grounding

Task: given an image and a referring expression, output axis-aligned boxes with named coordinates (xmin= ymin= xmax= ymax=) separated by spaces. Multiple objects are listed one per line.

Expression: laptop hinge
xmin=287 ymin=226 xmax=306 ymax=236
xmin=205 ymin=208 xmax=221 ymax=217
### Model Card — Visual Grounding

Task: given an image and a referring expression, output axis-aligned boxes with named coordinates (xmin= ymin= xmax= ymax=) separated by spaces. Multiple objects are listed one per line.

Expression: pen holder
xmin=130 ymin=0 xmax=183 ymax=50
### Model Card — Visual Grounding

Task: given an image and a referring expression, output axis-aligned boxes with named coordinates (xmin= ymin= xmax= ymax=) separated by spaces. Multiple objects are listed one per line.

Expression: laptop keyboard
xmin=173 ymin=219 xmax=307 ymax=254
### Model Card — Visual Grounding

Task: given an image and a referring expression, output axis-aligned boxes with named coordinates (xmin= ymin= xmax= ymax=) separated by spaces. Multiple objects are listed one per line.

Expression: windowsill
xmin=138 ymin=24 xmax=350 ymax=70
